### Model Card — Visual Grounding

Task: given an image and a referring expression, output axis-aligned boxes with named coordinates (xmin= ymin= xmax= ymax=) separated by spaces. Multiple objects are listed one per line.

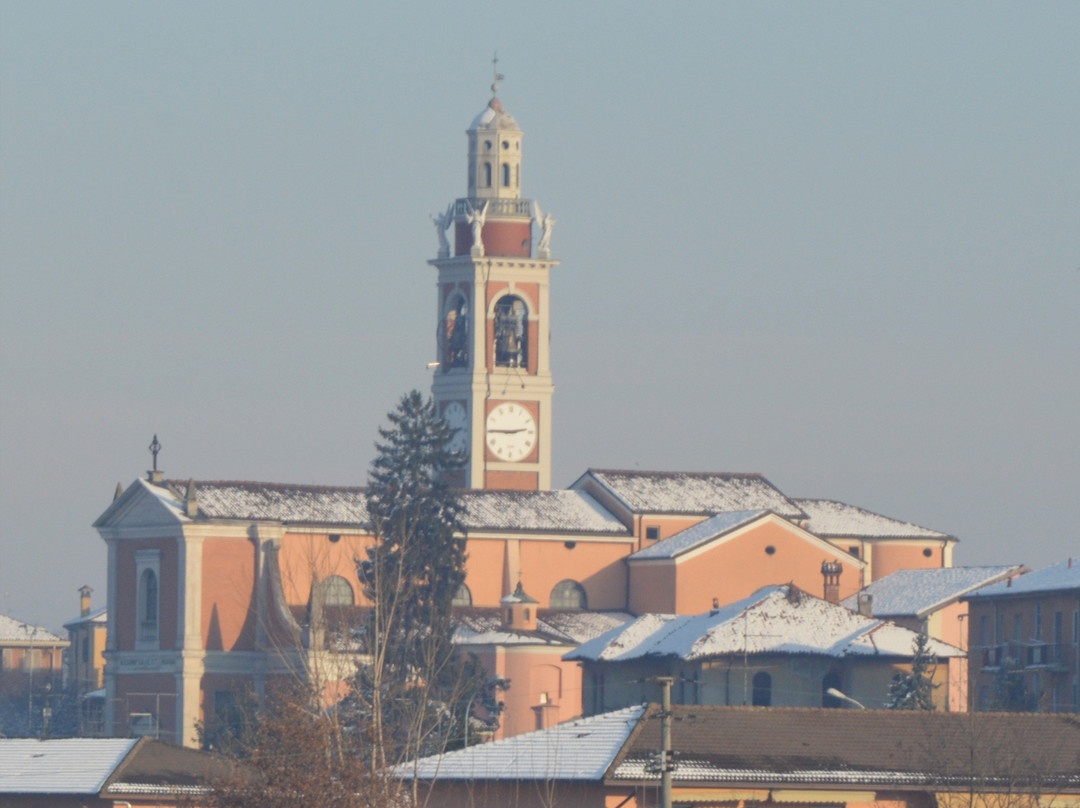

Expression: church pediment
xmin=92 ymin=477 xmax=186 ymax=531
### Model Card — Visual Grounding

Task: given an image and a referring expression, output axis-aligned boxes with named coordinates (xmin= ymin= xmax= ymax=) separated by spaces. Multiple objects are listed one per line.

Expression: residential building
xmin=406 ymin=704 xmax=1080 ymax=808
xmin=0 ymin=613 xmax=68 ymax=736
xmin=566 ymin=584 xmax=963 ymax=713
xmin=966 ymin=557 xmax=1080 ymax=712
xmin=841 ymin=564 xmax=1024 ymax=710
xmin=64 ymin=586 xmax=108 ymax=694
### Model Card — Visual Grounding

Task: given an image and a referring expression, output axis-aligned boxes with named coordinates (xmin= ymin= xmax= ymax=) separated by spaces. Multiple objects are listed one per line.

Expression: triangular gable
xmin=92 ymin=478 xmax=186 ymax=530
xmin=628 ymin=511 xmax=864 ymax=569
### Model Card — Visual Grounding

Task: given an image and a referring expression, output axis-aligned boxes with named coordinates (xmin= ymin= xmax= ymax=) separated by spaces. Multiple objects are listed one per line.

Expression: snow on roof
xmin=63 ymin=608 xmax=108 ymax=630
xmin=967 ymin=558 xmax=1080 ymax=599
xmin=404 ymin=705 xmax=645 ymax=781
xmin=794 ymin=498 xmax=951 ymax=541
xmin=628 ymin=510 xmax=768 ymax=560
xmin=460 ymin=490 xmax=630 ymax=535
xmin=162 ymin=481 xmax=629 ymax=535
xmin=469 ymin=97 xmax=520 ymax=131
xmin=0 ymin=614 xmax=66 ymax=644
xmin=0 ymin=738 xmax=136 ymax=794
xmin=454 ymin=609 xmax=634 ymax=647
xmin=841 ymin=566 xmax=1023 ymax=618
xmin=578 ymin=470 xmax=804 ymax=518
xmin=566 ymin=586 xmax=963 ymax=663
xmin=169 ymin=480 xmax=371 ymax=525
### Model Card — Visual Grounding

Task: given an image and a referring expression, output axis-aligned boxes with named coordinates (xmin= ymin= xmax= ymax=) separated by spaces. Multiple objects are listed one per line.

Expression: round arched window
xmin=452 ymin=584 xmax=472 ymax=607
xmin=550 ymin=580 xmax=587 ymax=610
xmin=321 ymin=576 xmax=355 ymax=606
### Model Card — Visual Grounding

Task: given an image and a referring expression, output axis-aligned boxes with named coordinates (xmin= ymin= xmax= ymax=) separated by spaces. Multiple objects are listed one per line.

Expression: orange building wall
xmin=461 ymin=539 xmax=509 ymax=606
xmin=277 ymin=533 xmax=373 ymax=606
xmin=476 ymin=645 xmax=584 ymax=740
xmin=519 ymin=540 xmax=630 ymax=611
xmin=202 ymin=538 xmax=257 ymax=651
xmin=629 ymin=564 xmax=678 ymax=614
xmin=870 ymin=542 xmax=944 ymax=580
xmin=631 ymin=520 xmax=863 ymax=616
xmin=635 ymin=515 xmax=710 ymax=548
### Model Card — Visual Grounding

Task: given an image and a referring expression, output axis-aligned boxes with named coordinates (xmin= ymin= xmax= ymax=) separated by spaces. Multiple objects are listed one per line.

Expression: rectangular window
xmin=1034 ymin=603 xmax=1042 ymax=641
xmin=1073 ymin=609 xmax=1079 ymax=644
xmin=995 ymin=614 xmax=1004 ymax=642
xmin=848 ymin=545 xmax=860 ymax=558
xmin=978 ymin=615 xmax=989 ymax=646
xmin=1054 ymin=611 xmax=1064 ymax=644
xmin=645 ymin=526 xmax=660 ymax=540
xmin=1014 ymin=614 xmax=1023 ymax=642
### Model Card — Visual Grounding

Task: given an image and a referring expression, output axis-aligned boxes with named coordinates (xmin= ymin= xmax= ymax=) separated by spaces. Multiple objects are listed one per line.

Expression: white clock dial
xmin=443 ymin=402 xmax=468 ymax=454
xmin=485 ymin=402 xmax=537 ymax=462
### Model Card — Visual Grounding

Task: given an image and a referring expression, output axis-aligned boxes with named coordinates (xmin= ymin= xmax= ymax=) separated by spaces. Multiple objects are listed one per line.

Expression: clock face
xmin=485 ymin=402 xmax=536 ymax=462
xmin=443 ymin=402 xmax=468 ymax=454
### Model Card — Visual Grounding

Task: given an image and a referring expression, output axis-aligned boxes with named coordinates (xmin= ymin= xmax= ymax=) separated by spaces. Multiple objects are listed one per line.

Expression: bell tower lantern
xmin=429 ymin=75 xmax=558 ymax=491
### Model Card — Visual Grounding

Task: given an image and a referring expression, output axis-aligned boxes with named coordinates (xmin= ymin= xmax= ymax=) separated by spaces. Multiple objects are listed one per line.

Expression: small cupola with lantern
xmin=500 ymin=580 xmax=539 ymax=632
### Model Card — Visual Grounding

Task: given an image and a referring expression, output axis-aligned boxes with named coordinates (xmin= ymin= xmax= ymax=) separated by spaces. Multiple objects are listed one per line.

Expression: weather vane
xmin=149 ymin=434 xmax=161 ymax=472
xmin=491 ymin=51 xmax=504 ymax=96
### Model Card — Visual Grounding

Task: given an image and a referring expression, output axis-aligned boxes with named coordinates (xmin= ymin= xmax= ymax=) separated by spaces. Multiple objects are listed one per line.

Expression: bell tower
xmin=430 ymin=75 xmax=558 ymax=491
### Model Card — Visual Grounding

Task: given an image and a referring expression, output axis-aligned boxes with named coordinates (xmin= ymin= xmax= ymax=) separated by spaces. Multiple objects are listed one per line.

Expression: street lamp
xmin=826 ymin=687 xmax=867 ymax=709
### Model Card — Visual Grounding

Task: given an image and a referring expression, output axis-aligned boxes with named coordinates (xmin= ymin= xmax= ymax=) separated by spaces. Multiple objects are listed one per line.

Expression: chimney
xmin=79 ymin=585 xmax=93 ymax=617
xmin=857 ymin=592 xmax=873 ymax=617
xmin=821 ymin=560 xmax=843 ymax=604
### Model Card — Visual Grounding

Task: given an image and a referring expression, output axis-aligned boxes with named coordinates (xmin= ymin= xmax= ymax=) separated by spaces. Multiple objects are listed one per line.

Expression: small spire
xmin=114 ymin=482 xmax=124 ymax=501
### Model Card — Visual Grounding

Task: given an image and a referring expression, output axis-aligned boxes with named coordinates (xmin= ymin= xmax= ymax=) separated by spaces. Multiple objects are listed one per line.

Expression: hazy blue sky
xmin=2 ymin=2 xmax=1077 ymax=630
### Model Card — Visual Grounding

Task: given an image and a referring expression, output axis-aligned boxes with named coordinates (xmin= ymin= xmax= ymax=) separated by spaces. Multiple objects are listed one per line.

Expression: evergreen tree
xmin=356 ymin=390 xmax=474 ymax=777
xmin=886 ymin=631 xmax=938 ymax=710
xmin=991 ymin=655 xmax=1032 ymax=711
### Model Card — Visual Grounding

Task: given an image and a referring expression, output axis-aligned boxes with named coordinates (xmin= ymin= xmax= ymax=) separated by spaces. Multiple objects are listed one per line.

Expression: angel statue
xmin=533 ymin=200 xmax=556 ymax=258
xmin=431 ymin=203 xmax=453 ymax=258
xmin=465 ymin=201 xmax=489 ymax=257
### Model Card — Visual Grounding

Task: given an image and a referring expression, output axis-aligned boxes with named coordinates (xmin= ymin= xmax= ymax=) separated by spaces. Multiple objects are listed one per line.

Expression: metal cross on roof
xmin=148 ymin=434 xmax=161 ymax=471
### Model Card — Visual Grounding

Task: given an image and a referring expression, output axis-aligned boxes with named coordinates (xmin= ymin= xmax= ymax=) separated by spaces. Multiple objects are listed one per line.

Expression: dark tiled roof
xmin=612 ymin=705 xmax=1080 ymax=785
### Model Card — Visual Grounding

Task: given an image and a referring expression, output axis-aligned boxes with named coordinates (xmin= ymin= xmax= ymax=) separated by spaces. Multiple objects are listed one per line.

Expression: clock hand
xmin=489 ymin=428 xmax=527 ymax=434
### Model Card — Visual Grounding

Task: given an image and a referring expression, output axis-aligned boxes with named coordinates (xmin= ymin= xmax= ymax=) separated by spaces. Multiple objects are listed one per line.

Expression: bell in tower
xmin=429 ymin=72 xmax=559 ymax=492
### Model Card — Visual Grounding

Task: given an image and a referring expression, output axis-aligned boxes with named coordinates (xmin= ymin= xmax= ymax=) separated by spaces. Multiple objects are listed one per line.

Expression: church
xmin=93 ymin=82 xmax=958 ymax=748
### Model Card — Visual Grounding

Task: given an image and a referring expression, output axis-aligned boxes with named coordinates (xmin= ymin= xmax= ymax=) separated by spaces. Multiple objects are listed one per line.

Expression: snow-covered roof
xmin=0 ymin=614 xmax=66 ymax=644
xmin=454 ymin=609 xmax=634 ymax=647
xmin=63 ymin=608 xmax=108 ymax=630
xmin=576 ymin=469 xmax=805 ymax=518
xmin=566 ymin=586 xmax=963 ymax=663
xmin=460 ymin=490 xmax=630 ymax=535
xmin=967 ymin=558 xmax=1080 ymax=599
xmin=404 ymin=706 xmax=644 ymax=781
xmin=0 ymin=738 xmax=136 ymax=794
xmin=628 ymin=510 xmax=768 ymax=560
xmin=841 ymin=566 xmax=1023 ymax=618
xmin=155 ymin=481 xmax=630 ymax=535
xmin=794 ymin=498 xmax=952 ymax=541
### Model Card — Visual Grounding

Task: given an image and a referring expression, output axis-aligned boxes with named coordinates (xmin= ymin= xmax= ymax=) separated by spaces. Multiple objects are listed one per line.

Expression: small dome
xmin=469 ymin=97 xmax=520 ymax=131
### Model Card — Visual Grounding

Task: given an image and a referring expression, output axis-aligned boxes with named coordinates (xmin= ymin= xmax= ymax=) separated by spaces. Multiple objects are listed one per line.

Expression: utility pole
xmin=656 ymin=676 xmax=674 ymax=808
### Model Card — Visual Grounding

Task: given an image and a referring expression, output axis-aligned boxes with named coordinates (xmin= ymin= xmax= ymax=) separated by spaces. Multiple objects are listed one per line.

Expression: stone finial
xmin=184 ymin=479 xmax=199 ymax=519
xmin=114 ymin=482 xmax=124 ymax=501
